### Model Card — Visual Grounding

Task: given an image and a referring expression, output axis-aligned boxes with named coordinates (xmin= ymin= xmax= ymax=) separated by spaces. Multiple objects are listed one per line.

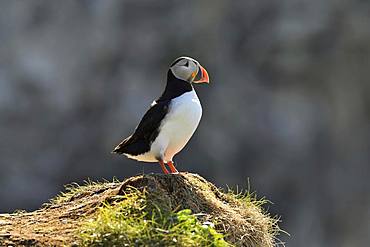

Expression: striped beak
xmin=193 ymin=65 xmax=209 ymax=84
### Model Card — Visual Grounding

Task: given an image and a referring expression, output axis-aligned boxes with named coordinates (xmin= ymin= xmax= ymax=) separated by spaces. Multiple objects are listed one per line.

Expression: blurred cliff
xmin=0 ymin=1 xmax=369 ymax=246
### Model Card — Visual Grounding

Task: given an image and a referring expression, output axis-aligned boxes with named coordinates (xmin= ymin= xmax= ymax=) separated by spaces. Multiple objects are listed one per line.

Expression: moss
xmin=76 ymin=173 xmax=282 ymax=246
xmin=79 ymin=187 xmax=230 ymax=247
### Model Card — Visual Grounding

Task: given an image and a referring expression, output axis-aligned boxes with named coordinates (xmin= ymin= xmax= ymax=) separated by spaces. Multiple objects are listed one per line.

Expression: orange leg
xmin=167 ymin=161 xmax=179 ymax=174
xmin=159 ymin=160 xmax=169 ymax=174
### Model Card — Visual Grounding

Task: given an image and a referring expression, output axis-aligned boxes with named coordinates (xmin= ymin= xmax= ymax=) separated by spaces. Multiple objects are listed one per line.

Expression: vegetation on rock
xmin=0 ymin=173 xmax=282 ymax=246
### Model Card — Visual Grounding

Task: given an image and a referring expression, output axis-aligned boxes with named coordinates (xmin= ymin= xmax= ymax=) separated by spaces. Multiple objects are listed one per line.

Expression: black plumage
xmin=112 ymin=100 xmax=170 ymax=155
xmin=112 ymin=70 xmax=192 ymax=157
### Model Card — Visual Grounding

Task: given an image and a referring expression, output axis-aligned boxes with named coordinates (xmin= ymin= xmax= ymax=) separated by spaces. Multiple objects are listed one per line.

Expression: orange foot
xmin=159 ymin=160 xmax=169 ymax=174
xmin=167 ymin=161 xmax=179 ymax=174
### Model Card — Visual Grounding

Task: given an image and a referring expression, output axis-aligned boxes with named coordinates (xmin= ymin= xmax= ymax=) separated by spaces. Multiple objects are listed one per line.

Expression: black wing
xmin=112 ymin=100 xmax=170 ymax=156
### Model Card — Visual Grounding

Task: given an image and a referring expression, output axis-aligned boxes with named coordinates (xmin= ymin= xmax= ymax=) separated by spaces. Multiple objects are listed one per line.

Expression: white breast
xmin=150 ymin=90 xmax=202 ymax=162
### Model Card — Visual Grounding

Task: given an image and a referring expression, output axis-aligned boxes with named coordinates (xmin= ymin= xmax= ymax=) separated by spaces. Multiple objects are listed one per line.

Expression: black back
xmin=112 ymin=70 xmax=193 ymax=157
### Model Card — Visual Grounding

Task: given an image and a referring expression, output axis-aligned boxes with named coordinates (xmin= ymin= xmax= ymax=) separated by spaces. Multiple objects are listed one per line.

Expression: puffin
xmin=112 ymin=56 xmax=209 ymax=174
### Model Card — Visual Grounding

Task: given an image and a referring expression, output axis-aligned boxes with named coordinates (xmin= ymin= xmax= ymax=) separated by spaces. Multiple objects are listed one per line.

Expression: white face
xmin=170 ymin=57 xmax=199 ymax=82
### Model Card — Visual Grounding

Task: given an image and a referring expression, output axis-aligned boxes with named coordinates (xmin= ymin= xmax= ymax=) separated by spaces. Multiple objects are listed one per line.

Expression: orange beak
xmin=193 ymin=65 xmax=209 ymax=84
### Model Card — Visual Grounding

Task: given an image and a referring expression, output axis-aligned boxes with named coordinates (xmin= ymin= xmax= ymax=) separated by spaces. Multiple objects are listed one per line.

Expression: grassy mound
xmin=0 ymin=173 xmax=282 ymax=246
xmin=79 ymin=189 xmax=228 ymax=246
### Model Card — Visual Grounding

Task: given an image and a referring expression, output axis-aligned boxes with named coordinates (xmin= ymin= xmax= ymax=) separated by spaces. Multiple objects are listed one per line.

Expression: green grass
xmin=78 ymin=187 xmax=230 ymax=247
xmin=2 ymin=174 xmax=281 ymax=246
xmin=46 ymin=174 xmax=282 ymax=246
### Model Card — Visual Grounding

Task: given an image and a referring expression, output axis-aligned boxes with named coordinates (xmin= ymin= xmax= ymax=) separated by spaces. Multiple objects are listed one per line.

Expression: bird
xmin=112 ymin=56 xmax=209 ymax=174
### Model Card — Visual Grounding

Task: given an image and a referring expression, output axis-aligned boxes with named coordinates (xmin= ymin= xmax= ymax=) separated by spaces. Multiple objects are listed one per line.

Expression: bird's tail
xmin=111 ymin=136 xmax=132 ymax=154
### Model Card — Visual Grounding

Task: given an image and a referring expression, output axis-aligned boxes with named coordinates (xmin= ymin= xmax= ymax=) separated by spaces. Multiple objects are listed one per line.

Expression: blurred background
xmin=0 ymin=1 xmax=369 ymax=246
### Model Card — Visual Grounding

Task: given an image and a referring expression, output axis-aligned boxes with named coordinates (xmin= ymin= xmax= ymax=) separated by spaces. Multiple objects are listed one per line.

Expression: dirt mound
xmin=0 ymin=173 xmax=281 ymax=246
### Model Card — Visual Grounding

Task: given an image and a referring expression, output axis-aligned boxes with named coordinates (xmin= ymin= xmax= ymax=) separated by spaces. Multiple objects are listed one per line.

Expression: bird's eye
xmin=184 ymin=61 xmax=189 ymax=67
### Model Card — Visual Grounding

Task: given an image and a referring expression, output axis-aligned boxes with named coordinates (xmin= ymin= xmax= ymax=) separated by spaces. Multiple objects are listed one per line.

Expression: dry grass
xmin=0 ymin=173 xmax=282 ymax=246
